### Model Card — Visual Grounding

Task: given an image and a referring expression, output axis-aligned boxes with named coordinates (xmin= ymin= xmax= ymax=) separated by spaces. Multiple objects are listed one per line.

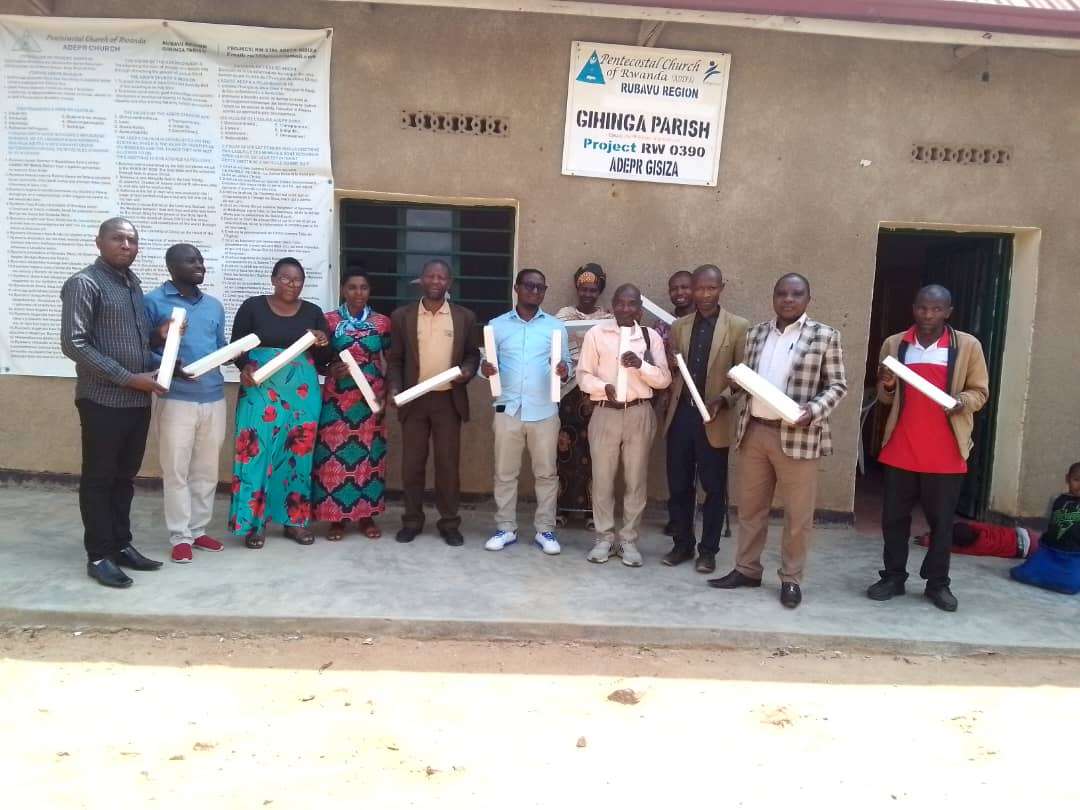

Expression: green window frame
xmin=338 ymin=199 xmax=515 ymax=324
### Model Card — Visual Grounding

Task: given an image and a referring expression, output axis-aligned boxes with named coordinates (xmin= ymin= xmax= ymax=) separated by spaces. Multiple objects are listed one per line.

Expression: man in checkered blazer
xmin=709 ymin=273 xmax=848 ymax=608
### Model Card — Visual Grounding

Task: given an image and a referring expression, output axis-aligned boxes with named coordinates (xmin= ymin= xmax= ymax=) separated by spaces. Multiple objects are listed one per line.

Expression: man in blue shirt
xmin=144 ymin=244 xmax=228 ymax=564
xmin=480 ymin=269 xmax=571 ymax=555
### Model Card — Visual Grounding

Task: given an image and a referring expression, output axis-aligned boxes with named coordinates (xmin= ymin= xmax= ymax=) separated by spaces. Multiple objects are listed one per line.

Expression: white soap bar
xmin=728 ymin=363 xmax=804 ymax=424
xmin=394 ymin=366 xmax=463 ymax=407
xmin=883 ymin=355 xmax=959 ymax=410
xmin=155 ymin=307 xmax=187 ymax=391
xmin=615 ymin=326 xmax=631 ymax=402
xmin=641 ymin=295 xmax=675 ymax=325
xmin=182 ymin=333 xmax=261 ymax=379
xmin=340 ymin=348 xmax=381 ymax=414
xmin=251 ymin=331 xmax=317 ymax=385
xmin=483 ymin=324 xmax=501 ymax=397
xmin=674 ymin=352 xmax=713 ymax=423
xmin=562 ymin=319 xmax=608 ymax=331
xmin=550 ymin=328 xmax=562 ymax=404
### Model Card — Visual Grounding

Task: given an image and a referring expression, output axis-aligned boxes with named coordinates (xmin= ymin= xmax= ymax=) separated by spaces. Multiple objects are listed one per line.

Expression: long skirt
xmin=228 ymin=347 xmax=320 ymax=537
xmin=557 ymin=385 xmax=597 ymax=515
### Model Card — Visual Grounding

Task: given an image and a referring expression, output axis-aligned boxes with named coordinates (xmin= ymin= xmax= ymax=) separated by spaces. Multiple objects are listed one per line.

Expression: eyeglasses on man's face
xmin=519 ymin=281 xmax=548 ymax=293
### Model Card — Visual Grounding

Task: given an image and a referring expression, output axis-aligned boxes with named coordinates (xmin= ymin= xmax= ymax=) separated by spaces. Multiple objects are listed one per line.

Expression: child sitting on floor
xmin=1010 ymin=462 xmax=1080 ymax=595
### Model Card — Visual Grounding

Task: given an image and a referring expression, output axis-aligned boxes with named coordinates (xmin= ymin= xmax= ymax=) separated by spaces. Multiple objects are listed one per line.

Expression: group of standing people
xmin=60 ymin=216 xmax=1079 ymax=609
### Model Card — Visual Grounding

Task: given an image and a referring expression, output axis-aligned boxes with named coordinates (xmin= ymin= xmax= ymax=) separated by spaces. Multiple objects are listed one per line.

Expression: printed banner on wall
xmin=0 ymin=15 xmax=334 ymax=377
xmin=562 ymin=41 xmax=731 ymax=187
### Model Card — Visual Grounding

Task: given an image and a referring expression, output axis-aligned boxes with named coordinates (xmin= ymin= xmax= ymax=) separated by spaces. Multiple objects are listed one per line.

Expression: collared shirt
xmin=878 ymin=326 xmax=966 ymax=474
xmin=144 ymin=281 xmax=227 ymax=404
xmin=486 ymin=308 xmax=572 ymax=422
xmin=750 ymin=313 xmax=807 ymax=419
xmin=577 ymin=319 xmax=671 ymax=402
xmin=60 ymin=258 xmax=154 ymax=408
xmin=417 ymin=299 xmax=455 ymax=390
xmin=680 ymin=310 xmax=717 ymax=410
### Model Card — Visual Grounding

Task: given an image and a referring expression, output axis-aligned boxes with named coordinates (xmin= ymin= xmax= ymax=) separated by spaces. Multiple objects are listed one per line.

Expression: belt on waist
xmin=597 ymin=398 xmax=648 ymax=410
xmin=750 ymin=415 xmax=782 ymax=428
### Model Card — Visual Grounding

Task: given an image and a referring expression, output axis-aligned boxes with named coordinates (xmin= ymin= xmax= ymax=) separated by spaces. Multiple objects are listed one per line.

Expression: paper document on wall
xmin=340 ymin=349 xmax=380 ymax=414
xmin=251 ymin=331 xmax=316 ymax=385
xmin=155 ymin=307 xmax=187 ymax=391
xmin=674 ymin=353 xmax=712 ymax=423
xmin=182 ymin=334 xmax=260 ymax=379
xmin=882 ymin=356 xmax=959 ymax=410
xmin=728 ymin=363 xmax=804 ymax=424
xmin=394 ymin=366 xmax=463 ymax=407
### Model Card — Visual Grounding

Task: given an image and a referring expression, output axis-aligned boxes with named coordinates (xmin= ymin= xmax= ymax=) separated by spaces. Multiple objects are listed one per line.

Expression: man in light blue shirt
xmin=480 ymin=269 xmax=571 ymax=555
xmin=144 ymin=244 xmax=228 ymax=564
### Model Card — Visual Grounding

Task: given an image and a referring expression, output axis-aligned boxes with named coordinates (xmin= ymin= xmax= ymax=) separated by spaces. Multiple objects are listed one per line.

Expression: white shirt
xmin=750 ymin=313 xmax=807 ymax=419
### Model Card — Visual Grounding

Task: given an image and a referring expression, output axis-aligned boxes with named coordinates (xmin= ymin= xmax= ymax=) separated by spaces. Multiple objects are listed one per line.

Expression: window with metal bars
xmin=338 ymin=199 xmax=515 ymax=324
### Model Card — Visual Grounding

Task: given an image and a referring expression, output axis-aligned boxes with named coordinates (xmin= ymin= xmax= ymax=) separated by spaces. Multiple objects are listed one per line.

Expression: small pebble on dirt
xmin=576 ymin=737 xmax=587 ymax=748
xmin=607 ymin=689 xmax=639 ymax=705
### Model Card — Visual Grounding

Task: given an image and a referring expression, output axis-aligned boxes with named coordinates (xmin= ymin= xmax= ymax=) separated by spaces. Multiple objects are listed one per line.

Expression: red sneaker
xmin=193 ymin=535 xmax=224 ymax=552
xmin=171 ymin=543 xmax=193 ymax=564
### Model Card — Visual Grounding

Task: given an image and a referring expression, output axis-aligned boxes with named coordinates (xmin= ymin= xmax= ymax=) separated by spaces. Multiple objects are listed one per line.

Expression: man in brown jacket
xmin=387 ymin=259 xmax=481 ymax=546
xmin=868 ymin=285 xmax=989 ymax=612
xmin=661 ymin=264 xmax=749 ymax=573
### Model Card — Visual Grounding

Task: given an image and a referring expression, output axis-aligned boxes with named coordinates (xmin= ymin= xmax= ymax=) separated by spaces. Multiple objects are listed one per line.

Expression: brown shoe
xmin=694 ymin=553 xmax=716 ymax=574
xmin=707 ymin=569 xmax=762 ymax=589
xmin=661 ymin=545 xmax=695 ymax=567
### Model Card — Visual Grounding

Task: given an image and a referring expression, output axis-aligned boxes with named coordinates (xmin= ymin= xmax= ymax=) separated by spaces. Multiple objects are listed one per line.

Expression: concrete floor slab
xmin=0 ymin=484 xmax=1076 ymax=655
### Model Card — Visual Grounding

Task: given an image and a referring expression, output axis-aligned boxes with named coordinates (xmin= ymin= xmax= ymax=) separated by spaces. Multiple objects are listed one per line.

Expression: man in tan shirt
xmin=577 ymin=284 xmax=671 ymax=566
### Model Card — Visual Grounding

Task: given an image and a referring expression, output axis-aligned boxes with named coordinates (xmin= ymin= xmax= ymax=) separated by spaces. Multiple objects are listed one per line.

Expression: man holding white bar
xmin=387 ymin=259 xmax=480 ymax=546
xmin=661 ymin=264 xmax=749 ymax=573
xmin=577 ymin=284 xmax=671 ymax=566
xmin=480 ymin=270 xmax=571 ymax=555
xmin=710 ymin=273 xmax=847 ymax=608
xmin=869 ymin=285 xmax=989 ymax=612
xmin=60 ymin=217 xmax=167 ymax=588
xmin=144 ymin=244 xmax=228 ymax=564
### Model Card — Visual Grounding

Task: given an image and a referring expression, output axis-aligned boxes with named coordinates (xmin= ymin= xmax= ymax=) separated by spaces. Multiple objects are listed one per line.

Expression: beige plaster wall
xmin=1 ymin=0 xmax=1078 ymax=517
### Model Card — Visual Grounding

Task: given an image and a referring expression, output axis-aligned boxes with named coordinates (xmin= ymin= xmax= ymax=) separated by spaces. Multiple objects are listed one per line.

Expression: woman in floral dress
xmin=313 ymin=269 xmax=391 ymax=540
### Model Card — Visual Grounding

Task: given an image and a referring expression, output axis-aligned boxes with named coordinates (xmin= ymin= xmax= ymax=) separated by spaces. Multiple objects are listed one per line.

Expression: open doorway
xmin=857 ymin=228 xmax=1013 ymax=529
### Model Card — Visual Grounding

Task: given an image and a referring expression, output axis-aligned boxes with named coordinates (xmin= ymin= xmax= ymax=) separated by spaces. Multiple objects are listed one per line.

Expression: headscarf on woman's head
xmin=574 ymin=262 xmax=606 ymax=293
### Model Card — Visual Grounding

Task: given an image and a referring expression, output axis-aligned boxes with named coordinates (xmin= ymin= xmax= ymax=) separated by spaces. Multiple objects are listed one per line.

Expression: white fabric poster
xmin=562 ymin=41 xmax=731 ymax=187
xmin=0 ymin=15 xmax=334 ymax=377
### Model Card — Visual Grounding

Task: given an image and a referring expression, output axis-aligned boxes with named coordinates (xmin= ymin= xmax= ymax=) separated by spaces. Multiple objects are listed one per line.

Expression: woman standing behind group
xmin=555 ymin=263 xmax=611 ymax=528
xmin=229 ymin=258 xmax=329 ymax=548
xmin=313 ymin=269 xmax=391 ymax=541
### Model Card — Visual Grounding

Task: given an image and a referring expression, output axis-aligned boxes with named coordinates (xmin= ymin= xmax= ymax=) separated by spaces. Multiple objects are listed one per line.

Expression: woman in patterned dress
xmin=555 ymin=263 xmax=611 ymax=529
xmin=313 ymin=269 xmax=391 ymax=541
xmin=229 ymin=258 xmax=330 ymax=548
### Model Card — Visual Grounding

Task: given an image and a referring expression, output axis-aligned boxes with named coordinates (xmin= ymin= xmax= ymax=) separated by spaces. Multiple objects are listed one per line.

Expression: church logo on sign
xmin=576 ymin=50 xmax=605 ymax=85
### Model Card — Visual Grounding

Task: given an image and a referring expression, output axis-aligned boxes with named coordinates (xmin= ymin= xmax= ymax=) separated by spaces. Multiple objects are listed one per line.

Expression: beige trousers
xmin=734 ymin=421 xmax=819 ymax=584
xmin=588 ymin=403 xmax=656 ymax=543
xmin=155 ymin=398 xmax=227 ymax=546
xmin=493 ymin=412 xmax=560 ymax=534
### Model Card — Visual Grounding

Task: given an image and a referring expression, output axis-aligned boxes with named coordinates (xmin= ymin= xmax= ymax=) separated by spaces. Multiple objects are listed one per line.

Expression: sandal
xmin=326 ymin=522 xmax=346 ymax=542
xmin=358 ymin=518 xmax=381 ymax=539
xmin=244 ymin=532 xmax=265 ymax=549
xmin=285 ymin=526 xmax=315 ymax=546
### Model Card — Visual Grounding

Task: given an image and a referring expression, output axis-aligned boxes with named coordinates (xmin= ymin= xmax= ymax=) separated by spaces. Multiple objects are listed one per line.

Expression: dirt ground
xmin=2 ymin=628 xmax=1078 ymax=809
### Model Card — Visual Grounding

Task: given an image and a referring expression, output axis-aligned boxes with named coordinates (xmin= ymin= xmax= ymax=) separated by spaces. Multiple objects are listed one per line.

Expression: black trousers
xmin=400 ymin=391 xmax=462 ymax=532
xmin=76 ymin=399 xmax=151 ymax=561
xmin=881 ymin=464 xmax=965 ymax=588
xmin=666 ymin=401 xmax=729 ymax=555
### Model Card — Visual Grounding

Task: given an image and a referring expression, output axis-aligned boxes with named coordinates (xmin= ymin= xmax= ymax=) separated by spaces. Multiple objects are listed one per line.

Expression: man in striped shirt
xmin=60 ymin=218 xmax=169 ymax=588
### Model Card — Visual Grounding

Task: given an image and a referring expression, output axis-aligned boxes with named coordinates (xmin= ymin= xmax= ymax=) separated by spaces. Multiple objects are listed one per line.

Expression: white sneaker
xmin=618 ymin=540 xmax=643 ymax=567
xmin=534 ymin=531 xmax=561 ymax=555
xmin=586 ymin=539 xmax=613 ymax=563
xmin=485 ymin=529 xmax=518 ymax=551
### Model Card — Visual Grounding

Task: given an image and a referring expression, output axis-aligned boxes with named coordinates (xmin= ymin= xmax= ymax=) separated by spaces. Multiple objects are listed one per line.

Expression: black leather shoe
xmin=114 ymin=544 xmax=163 ymax=571
xmin=441 ymin=528 xmax=465 ymax=547
xmin=707 ymin=569 xmax=762 ymax=589
xmin=661 ymin=545 xmax=695 ymax=567
xmin=780 ymin=582 xmax=802 ymax=609
xmin=694 ymin=553 xmax=717 ymax=574
xmin=867 ymin=577 xmax=906 ymax=601
xmin=925 ymin=585 xmax=958 ymax=612
xmin=87 ymin=559 xmax=133 ymax=588
xmin=396 ymin=527 xmax=419 ymax=543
